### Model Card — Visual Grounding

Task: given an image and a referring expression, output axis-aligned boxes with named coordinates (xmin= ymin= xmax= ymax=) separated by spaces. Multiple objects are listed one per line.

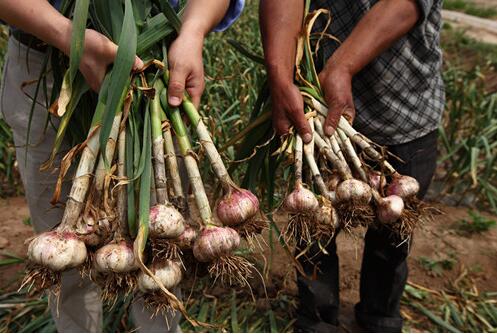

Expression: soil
xmin=262 ymin=202 xmax=497 ymax=330
xmin=2 ymin=196 xmax=496 ymax=331
xmin=0 ymin=197 xmax=32 ymax=290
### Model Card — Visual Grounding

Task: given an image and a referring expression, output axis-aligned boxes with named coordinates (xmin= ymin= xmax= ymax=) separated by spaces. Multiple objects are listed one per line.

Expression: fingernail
xmin=303 ymin=133 xmax=312 ymax=143
xmin=169 ymin=96 xmax=181 ymax=105
xmin=325 ymin=126 xmax=334 ymax=136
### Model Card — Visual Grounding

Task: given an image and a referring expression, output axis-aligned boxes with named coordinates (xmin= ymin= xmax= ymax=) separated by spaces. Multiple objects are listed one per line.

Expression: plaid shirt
xmin=311 ymin=0 xmax=445 ymax=145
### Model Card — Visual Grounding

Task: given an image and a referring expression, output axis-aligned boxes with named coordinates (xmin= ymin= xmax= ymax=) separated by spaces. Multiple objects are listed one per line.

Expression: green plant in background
xmin=0 ymin=119 xmax=21 ymax=197
xmin=403 ymin=274 xmax=497 ymax=332
xmin=418 ymin=255 xmax=457 ymax=277
xmin=0 ymin=25 xmax=7 ymax=76
xmin=438 ymin=64 xmax=497 ymax=213
xmin=443 ymin=0 xmax=497 ymax=19
xmin=0 ymin=276 xmax=297 ymax=333
xmin=0 ymin=291 xmax=136 ymax=332
xmin=198 ymin=0 xmax=266 ymax=185
xmin=442 ymin=25 xmax=497 ymax=68
xmin=454 ymin=209 xmax=496 ymax=235
xmin=0 ymin=26 xmax=21 ymax=197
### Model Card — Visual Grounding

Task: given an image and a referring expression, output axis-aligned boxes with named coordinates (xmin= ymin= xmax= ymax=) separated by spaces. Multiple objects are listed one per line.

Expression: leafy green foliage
xmin=180 ymin=282 xmax=297 ymax=333
xmin=443 ymin=0 xmax=497 ymax=19
xmin=402 ymin=275 xmax=497 ymax=332
xmin=418 ymin=255 xmax=456 ymax=277
xmin=0 ymin=119 xmax=22 ymax=197
xmin=454 ymin=209 xmax=496 ymax=235
xmin=0 ymin=277 xmax=298 ymax=333
xmin=199 ymin=1 xmax=267 ymax=183
xmin=442 ymin=25 xmax=497 ymax=68
xmin=0 ymin=26 xmax=7 ymax=77
xmin=438 ymin=64 xmax=497 ymax=213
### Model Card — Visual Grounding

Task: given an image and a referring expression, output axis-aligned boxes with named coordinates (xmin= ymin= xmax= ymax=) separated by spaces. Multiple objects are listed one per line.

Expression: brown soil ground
xmin=263 ymin=202 xmax=497 ymax=330
xmin=1 ymin=197 xmax=496 ymax=331
xmin=443 ymin=0 xmax=497 ymax=45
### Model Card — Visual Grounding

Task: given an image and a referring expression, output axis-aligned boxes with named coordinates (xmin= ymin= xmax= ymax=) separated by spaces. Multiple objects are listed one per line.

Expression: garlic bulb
xmin=177 ymin=226 xmax=198 ymax=249
xmin=316 ymin=201 xmax=339 ymax=230
xmin=216 ymin=189 xmax=259 ymax=226
xmin=193 ymin=226 xmax=240 ymax=263
xmin=149 ymin=203 xmax=185 ymax=238
xmin=368 ymin=171 xmax=386 ymax=191
xmin=377 ymin=195 xmax=405 ymax=224
xmin=94 ymin=241 xmax=138 ymax=273
xmin=284 ymin=185 xmax=319 ymax=214
xmin=336 ymin=179 xmax=372 ymax=205
xmin=386 ymin=174 xmax=420 ymax=199
xmin=27 ymin=231 xmax=87 ymax=272
xmin=138 ymin=261 xmax=182 ymax=292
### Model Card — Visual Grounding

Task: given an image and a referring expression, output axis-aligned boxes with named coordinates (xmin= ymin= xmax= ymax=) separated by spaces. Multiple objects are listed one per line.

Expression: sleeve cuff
xmin=212 ymin=0 xmax=245 ymax=32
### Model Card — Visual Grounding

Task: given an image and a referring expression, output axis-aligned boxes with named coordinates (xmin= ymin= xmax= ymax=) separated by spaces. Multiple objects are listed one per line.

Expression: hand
xmin=318 ymin=63 xmax=356 ymax=137
xmin=269 ymin=78 xmax=312 ymax=143
xmin=78 ymin=30 xmax=143 ymax=92
xmin=56 ymin=26 xmax=143 ymax=92
xmin=167 ymin=31 xmax=205 ymax=108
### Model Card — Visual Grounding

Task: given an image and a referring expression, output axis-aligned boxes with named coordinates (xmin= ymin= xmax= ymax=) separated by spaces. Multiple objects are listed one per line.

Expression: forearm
xmin=180 ymin=0 xmax=230 ymax=38
xmin=260 ymin=0 xmax=304 ymax=85
xmin=325 ymin=0 xmax=420 ymax=76
xmin=0 ymin=0 xmax=71 ymax=54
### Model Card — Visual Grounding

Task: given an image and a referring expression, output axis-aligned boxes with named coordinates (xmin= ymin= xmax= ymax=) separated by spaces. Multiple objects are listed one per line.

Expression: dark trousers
xmin=295 ymin=130 xmax=438 ymax=332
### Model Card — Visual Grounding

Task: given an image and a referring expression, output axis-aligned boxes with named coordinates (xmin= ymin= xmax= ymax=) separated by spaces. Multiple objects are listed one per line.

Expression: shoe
xmin=294 ymin=319 xmax=341 ymax=333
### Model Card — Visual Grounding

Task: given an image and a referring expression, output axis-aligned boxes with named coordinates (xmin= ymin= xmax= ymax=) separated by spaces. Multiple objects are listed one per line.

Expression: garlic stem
xmin=94 ymin=113 xmax=123 ymax=197
xmin=336 ymin=128 xmax=368 ymax=182
xmin=169 ymin=106 xmax=213 ymax=226
xmin=294 ymin=133 xmax=304 ymax=186
xmin=116 ymin=123 xmax=127 ymax=239
xmin=313 ymin=131 xmax=353 ymax=180
xmin=182 ymin=97 xmax=233 ymax=193
xmin=313 ymin=117 xmax=332 ymax=147
xmin=311 ymin=97 xmax=397 ymax=174
xmin=162 ymin=118 xmax=185 ymax=202
xmin=303 ymin=119 xmax=335 ymax=201
xmin=150 ymin=81 xmax=169 ymax=205
xmin=59 ymin=101 xmax=104 ymax=230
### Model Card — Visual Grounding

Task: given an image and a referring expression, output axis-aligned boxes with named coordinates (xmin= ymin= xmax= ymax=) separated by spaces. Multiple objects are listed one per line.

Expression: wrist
xmin=179 ymin=20 xmax=209 ymax=40
xmin=266 ymin=62 xmax=294 ymax=87
xmin=49 ymin=17 xmax=72 ymax=55
xmin=322 ymin=54 xmax=354 ymax=81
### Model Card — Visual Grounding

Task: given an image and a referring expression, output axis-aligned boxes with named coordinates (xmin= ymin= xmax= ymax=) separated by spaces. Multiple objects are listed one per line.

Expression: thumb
xmin=167 ymin=67 xmax=187 ymax=107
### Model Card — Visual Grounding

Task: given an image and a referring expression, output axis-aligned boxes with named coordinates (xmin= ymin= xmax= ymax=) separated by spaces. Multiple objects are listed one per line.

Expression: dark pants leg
xmin=355 ymin=130 xmax=438 ymax=332
xmin=294 ymin=130 xmax=438 ymax=332
xmin=295 ymin=235 xmax=340 ymax=331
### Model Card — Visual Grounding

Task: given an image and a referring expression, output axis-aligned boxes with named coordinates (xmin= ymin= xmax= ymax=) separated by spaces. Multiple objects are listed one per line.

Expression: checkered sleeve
xmin=415 ymin=0 xmax=435 ymax=23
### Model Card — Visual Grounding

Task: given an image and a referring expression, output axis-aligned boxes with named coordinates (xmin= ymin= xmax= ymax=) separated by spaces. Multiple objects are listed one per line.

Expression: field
xmin=0 ymin=1 xmax=497 ymax=332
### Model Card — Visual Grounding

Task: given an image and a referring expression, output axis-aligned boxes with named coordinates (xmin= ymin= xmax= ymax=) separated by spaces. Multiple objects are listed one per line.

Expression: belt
xmin=11 ymin=30 xmax=48 ymax=53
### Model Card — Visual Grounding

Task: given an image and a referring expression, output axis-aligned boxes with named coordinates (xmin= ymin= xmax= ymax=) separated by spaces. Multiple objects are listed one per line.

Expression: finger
xmin=90 ymin=80 xmax=100 ymax=93
xmin=287 ymin=107 xmax=312 ymax=143
xmin=284 ymin=90 xmax=312 ymax=143
xmin=93 ymin=79 xmax=101 ymax=93
xmin=85 ymin=71 xmax=103 ymax=93
xmin=342 ymin=105 xmax=356 ymax=124
xmin=167 ymin=66 xmax=187 ymax=107
xmin=185 ymin=74 xmax=205 ymax=109
xmin=132 ymin=56 xmax=144 ymax=72
xmin=272 ymin=108 xmax=291 ymax=136
xmin=323 ymin=99 xmax=343 ymax=137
